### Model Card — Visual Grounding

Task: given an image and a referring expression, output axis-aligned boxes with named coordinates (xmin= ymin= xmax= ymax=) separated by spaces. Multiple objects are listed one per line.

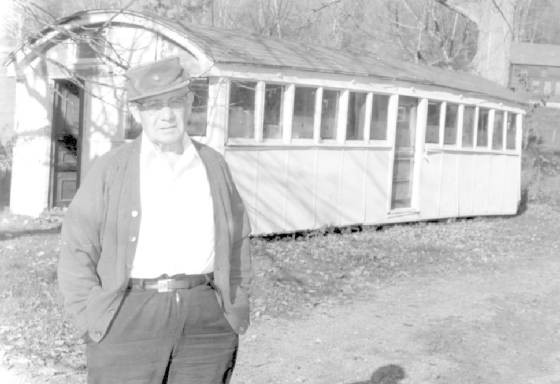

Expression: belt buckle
xmin=157 ymin=279 xmax=173 ymax=293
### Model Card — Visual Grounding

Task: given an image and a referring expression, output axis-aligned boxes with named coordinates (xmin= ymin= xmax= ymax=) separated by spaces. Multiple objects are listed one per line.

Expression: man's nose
xmin=160 ymin=106 xmax=173 ymax=120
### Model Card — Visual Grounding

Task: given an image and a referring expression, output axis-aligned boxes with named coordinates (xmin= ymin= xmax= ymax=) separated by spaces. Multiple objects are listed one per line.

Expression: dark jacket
xmin=58 ymin=137 xmax=252 ymax=343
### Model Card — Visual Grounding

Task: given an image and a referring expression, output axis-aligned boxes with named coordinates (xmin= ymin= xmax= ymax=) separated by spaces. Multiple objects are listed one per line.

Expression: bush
xmin=521 ymin=141 xmax=560 ymax=206
xmin=0 ymin=138 xmax=14 ymax=175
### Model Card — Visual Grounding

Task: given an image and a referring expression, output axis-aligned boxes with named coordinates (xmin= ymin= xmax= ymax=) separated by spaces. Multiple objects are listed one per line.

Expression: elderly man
xmin=58 ymin=57 xmax=252 ymax=384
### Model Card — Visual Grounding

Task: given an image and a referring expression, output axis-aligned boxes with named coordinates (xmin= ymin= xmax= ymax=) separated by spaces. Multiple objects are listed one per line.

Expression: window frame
xmin=318 ymin=87 xmax=340 ymax=143
xmin=424 ymin=100 xmax=443 ymax=145
xmin=226 ymin=79 xmax=258 ymax=141
xmin=261 ymin=82 xmax=286 ymax=143
xmin=222 ymin=77 xmax=523 ymax=153
xmin=443 ymin=102 xmax=459 ymax=148
xmin=476 ymin=107 xmax=490 ymax=149
xmin=345 ymin=90 xmax=369 ymax=143
xmin=491 ymin=109 xmax=505 ymax=151
xmin=505 ymin=111 xmax=519 ymax=152
xmin=291 ymin=85 xmax=318 ymax=143
xmin=369 ymin=92 xmax=391 ymax=144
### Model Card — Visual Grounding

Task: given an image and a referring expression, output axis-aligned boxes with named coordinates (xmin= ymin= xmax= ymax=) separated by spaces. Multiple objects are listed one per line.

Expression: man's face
xmin=133 ymin=90 xmax=194 ymax=148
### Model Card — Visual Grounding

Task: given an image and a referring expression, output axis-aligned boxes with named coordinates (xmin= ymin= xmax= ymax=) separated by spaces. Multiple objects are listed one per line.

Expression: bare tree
xmin=436 ymin=0 xmax=517 ymax=85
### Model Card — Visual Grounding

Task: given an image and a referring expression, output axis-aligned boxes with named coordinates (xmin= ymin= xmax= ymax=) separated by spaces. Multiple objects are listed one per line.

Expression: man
xmin=58 ymin=57 xmax=252 ymax=384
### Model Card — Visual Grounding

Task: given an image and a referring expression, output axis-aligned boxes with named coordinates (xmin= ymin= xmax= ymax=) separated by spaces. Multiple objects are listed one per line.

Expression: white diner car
xmin=5 ymin=10 xmax=526 ymax=235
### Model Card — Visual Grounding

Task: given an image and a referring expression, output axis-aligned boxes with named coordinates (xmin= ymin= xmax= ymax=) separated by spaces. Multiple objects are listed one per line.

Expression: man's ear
xmin=128 ymin=103 xmax=141 ymax=123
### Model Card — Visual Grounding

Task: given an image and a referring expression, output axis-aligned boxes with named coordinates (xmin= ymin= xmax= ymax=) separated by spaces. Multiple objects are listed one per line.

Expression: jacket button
xmin=131 ymin=210 xmax=139 ymax=218
xmin=94 ymin=331 xmax=102 ymax=338
xmin=130 ymin=236 xmax=137 ymax=242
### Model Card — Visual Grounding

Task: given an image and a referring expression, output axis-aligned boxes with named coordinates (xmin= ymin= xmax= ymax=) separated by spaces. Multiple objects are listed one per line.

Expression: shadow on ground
xmin=348 ymin=364 xmax=406 ymax=384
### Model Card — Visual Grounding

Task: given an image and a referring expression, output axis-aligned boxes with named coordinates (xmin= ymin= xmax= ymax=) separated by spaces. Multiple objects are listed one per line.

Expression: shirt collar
xmin=141 ymin=132 xmax=198 ymax=168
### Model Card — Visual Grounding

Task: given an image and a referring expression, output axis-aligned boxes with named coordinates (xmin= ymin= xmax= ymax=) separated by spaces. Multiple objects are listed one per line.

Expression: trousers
xmin=86 ymin=282 xmax=238 ymax=384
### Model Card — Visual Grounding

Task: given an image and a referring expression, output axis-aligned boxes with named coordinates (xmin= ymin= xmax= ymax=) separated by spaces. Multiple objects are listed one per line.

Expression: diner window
xmin=346 ymin=92 xmax=367 ymax=140
xmin=188 ymin=78 xmax=208 ymax=136
xmin=292 ymin=87 xmax=316 ymax=139
xmin=444 ymin=103 xmax=458 ymax=145
xmin=425 ymin=101 xmax=441 ymax=144
xmin=555 ymin=82 xmax=560 ymax=96
xmin=477 ymin=108 xmax=489 ymax=147
xmin=492 ymin=111 xmax=504 ymax=150
xmin=320 ymin=90 xmax=338 ymax=140
xmin=530 ymin=80 xmax=541 ymax=95
xmin=263 ymin=84 xmax=284 ymax=139
xmin=371 ymin=94 xmax=389 ymax=140
xmin=462 ymin=106 xmax=475 ymax=148
xmin=544 ymin=81 xmax=553 ymax=95
xmin=228 ymin=81 xmax=256 ymax=138
xmin=506 ymin=113 xmax=517 ymax=150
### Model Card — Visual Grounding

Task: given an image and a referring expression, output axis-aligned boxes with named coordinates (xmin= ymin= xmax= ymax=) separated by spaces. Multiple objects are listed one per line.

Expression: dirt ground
xmin=5 ymin=244 xmax=560 ymax=384
xmin=233 ymin=255 xmax=560 ymax=384
xmin=2 ymin=204 xmax=560 ymax=384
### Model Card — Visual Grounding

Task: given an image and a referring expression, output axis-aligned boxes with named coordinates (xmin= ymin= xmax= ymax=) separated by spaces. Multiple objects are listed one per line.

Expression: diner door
xmin=50 ymin=80 xmax=83 ymax=207
xmin=391 ymin=96 xmax=418 ymax=209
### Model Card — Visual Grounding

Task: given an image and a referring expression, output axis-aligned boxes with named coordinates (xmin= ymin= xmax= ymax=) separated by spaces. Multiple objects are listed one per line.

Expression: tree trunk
xmin=438 ymin=0 xmax=516 ymax=86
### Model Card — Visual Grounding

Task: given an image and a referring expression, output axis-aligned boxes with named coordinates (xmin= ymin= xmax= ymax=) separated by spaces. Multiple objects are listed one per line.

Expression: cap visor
xmin=128 ymin=80 xmax=191 ymax=102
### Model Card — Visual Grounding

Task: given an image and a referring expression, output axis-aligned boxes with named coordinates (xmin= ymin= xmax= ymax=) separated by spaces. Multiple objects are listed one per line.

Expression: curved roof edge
xmin=7 ymin=9 xmax=529 ymax=107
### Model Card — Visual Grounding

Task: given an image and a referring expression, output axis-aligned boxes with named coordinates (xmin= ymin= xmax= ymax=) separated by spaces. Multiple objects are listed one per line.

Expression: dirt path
xmin=233 ymin=255 xmax=560 ymax=384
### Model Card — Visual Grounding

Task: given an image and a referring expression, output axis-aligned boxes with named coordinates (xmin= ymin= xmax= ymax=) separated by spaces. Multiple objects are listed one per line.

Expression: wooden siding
xmin=225 ymin=147 xmax=521 ymax=235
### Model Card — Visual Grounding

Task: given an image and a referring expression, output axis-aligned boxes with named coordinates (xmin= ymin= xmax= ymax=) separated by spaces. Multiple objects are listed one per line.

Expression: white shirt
xmin=130 ymin=133 xmax=215 ymax=278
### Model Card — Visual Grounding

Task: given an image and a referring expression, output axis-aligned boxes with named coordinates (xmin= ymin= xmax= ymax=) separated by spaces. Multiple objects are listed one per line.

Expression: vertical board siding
xmin=438 ymin=153 xmax=460 ymax=218
xmin=457 ymin=154 xmax=475 ymax=217
xmin=254 ymin=150 xmax=289 ymax=234
xmin=226 ymin=147 xmax=394 ymax=234
xmin=339 ymin=150 xmax=368 ymax=224
xmin=419 ymin=152 xmax=443 ymax=219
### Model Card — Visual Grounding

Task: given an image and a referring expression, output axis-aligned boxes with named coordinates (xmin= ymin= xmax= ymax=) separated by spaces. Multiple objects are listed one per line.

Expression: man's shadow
xmin=348 ymin=364 xmax=406 ymax=384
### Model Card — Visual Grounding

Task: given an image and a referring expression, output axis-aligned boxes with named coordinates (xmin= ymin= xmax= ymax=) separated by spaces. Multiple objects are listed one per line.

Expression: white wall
xmin=9 ymin=65 xmax=52 ymax=216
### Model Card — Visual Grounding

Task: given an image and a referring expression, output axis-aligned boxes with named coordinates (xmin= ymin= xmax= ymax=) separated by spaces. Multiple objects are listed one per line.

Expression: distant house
xmin=510 ymin=42 xmax=560 ymax=106
xmin=5 ymin=10 xmax=526 ymax=233
xmin=510 ymin=42 xmax=560 ymax=149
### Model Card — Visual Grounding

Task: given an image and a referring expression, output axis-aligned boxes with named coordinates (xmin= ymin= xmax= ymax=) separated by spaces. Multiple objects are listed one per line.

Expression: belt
xmin=127 ymin=273 xmax=213 ymax=293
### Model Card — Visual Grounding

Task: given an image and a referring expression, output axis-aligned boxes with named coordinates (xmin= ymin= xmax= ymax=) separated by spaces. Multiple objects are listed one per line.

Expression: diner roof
xmin=9 ymin=9 xmax=528 ymax=106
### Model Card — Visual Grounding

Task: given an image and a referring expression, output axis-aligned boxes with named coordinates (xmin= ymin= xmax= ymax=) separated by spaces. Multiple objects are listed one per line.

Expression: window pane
xmin=346 ymin=92 xmax=367 ymax=140
xmin=555 ymin=82 xmax=560 ymax=96
xmin=492 ymin=111 xmax=504 ymax=150
xmin=477 ymin=108 xmax=489 ymax=147
xmin=188 ymin=78 xmax=208 ymax=136
xmin=371 ymin=94 xmax=389 ymax=140
xmin=228 ymin=81 xmax=256 ymax=138
xmin=444 ymin=103 xmax=458 ymax=145
xmin=544 ymin=81 xmax=553 ymax=95
xmin=425 ymin=101 xmax=440 ymax=144
xmin=321 ymin=90 xmax=338 ymax=139
xmin=395 ymin=96 xmax=417 ymax=148
xmin=506 ymin=113 xmax=517 ymax=150
xmin=292 ymin=87 xmax=316 ymax=139
xmin=263 ymin=84 xmax=284 ymax=139
xmin=462 ymin=106 xmax=475 ymax=148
